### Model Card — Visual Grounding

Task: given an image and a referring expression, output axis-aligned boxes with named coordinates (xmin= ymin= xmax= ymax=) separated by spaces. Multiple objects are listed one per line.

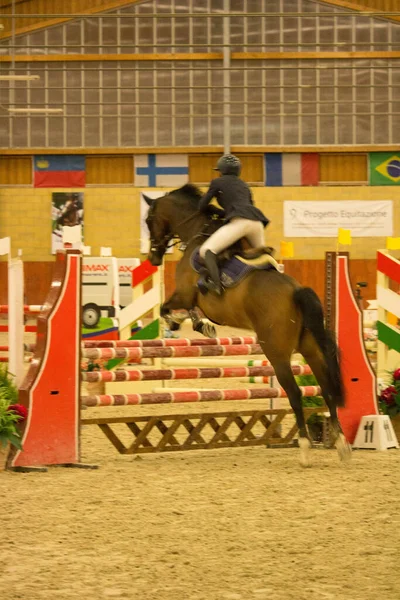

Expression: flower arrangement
xmin=0 ymin=365 xmax=28 ymax=450
xmin=81 ymin=359 xmax=107 ymax=397
xmin=296 ymin=365 xmax=325 ymax=442
xmin=378 ymin=368 xmax=400 ymax=419
xmin=81 ymin=359 xmax=103 ymax=372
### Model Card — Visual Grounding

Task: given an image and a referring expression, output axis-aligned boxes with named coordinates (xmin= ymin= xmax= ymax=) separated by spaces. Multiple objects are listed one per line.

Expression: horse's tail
xmin=293 ymin=287 xmax=345 ymax=408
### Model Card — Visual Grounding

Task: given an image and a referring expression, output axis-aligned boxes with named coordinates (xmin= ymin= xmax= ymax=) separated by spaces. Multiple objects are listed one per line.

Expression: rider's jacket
xmin=198 ymin=174 xmax=269 ymax=227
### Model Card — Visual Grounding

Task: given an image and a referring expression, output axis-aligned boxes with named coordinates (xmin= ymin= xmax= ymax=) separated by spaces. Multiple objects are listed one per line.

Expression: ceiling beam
xmin=2 ymin=51 xmax=400 ymax=62
xmin=0 ymin=0 xmax=141 ymax=39
xmin=321 ymin=0 xmax=400 ymax=23
xmin=1 ymin=145 xmax=399 ymax=155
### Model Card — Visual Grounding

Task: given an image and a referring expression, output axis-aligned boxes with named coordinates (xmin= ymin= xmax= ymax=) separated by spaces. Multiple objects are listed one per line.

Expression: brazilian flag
xmin=369 ymin=152 xmax=400 ymax=185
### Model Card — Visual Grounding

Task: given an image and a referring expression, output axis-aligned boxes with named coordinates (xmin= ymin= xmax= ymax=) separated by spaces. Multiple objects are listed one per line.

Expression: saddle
xmin=190 ymin=246 xmax=280 ymax=295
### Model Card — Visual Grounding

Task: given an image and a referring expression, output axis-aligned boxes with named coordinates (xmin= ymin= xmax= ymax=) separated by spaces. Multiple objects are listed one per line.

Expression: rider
xmin=198 ymin=154 xmax=269 ymax=295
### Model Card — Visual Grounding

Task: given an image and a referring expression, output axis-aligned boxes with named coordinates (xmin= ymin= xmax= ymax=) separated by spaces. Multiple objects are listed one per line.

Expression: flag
xmin=135 ymin=154 xmax=189 ymax=187
xmin=369 ymin=153 xmax=400 ymax=185
xmin=386 ymin=237 xmax=400 ymax=250
xmin=338 ymin=228 xmax=352 ymax=245
xmin=280 ymin=241 xmax=294 ymax=258
xmin=34 ymin=155 xmax=85 ymax=188
xmin=265 ymin=153 xmax=319 ymax=186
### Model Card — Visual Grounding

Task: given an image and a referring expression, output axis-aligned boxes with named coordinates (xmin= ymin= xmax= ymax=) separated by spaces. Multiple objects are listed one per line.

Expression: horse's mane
xmin=170 ymin=182 xmax=224 ymax=221
xmin=172 ymin=183 xmax=203 ymax=206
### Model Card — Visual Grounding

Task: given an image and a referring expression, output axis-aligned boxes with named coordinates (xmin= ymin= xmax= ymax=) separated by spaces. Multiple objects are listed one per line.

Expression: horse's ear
xmin=142 ymin=194 xmax=154 ymax=207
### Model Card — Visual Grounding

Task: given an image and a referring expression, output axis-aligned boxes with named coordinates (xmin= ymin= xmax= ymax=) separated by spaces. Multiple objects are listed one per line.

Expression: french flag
xmin=34 ymin=155 xmax=85 ymax=188
xmin=265 ymin=153 xmax=319 ymax=186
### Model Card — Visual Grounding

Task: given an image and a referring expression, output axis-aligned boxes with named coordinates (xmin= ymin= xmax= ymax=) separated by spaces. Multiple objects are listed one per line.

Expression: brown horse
xmin=144 ymin=184 xmax=351 ymax=466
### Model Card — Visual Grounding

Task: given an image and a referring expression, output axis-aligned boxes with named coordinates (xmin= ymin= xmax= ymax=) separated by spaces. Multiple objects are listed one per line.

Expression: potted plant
xmin=378 ymin=367 xmax=400 ymax=439
xmin=0 ymin=365 xmax=28 ymax=469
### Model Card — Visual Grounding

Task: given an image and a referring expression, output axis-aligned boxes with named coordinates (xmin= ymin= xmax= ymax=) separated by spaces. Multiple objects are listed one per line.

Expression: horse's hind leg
xmin=298 ymin=330 xmax=351 ymax=462
xmin=261 ymin=347 xmax=312 ymax=467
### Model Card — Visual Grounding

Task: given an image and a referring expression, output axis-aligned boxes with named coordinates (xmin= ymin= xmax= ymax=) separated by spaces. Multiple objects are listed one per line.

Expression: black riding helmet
xmin=214 ymin=154 xmax=242 ymax=176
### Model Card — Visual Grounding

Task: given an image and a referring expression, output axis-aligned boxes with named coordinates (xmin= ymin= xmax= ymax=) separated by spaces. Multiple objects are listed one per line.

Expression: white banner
xmin=140 ymin=191 xmax=173 ymax=254
xmin=284 ymin=200 xmax=393 ymax=238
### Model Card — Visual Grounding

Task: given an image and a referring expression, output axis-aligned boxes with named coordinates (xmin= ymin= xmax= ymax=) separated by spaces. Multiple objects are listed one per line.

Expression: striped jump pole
xmin=82 ymin=363 xmax=313 ymax=383
xmin=0 ymin=324 xmax=38 ymax=334
xmin=82 ymin=335 xmax=257 ymax=348
xmin=82 ymin=344 xmax=264 ymax=361
xmin=162 ymin=358 xmax=271 ymax=368
xmin=82 ymin=385 xmax=322 ymax=407
xmin=0 ymin=305 xmax=43 ymax=314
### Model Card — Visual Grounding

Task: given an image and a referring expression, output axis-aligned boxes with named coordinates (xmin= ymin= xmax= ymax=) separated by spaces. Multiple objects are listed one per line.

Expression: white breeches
xmin=199 ymin=218 xmax=265 ymax=258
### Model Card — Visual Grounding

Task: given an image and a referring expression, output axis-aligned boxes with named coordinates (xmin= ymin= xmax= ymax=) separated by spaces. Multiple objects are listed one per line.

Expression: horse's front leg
xmin=160 ymin=290 xmax=193 ymax=331
xmin=189 ymin=309 xmax=216 ymax=338
xmin=161 ymin=291 xmax=216 ymax=338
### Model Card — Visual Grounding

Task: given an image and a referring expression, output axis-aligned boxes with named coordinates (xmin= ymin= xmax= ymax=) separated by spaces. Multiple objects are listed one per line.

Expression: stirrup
xmin=204 ymin=278 xmax=223 ymax=296
xmin=198 ymin=268 xmax=223 ymax=296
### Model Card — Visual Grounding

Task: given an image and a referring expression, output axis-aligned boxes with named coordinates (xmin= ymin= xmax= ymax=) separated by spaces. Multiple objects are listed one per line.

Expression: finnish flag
xmin=135 ymin=154 xmax=189 ymax=187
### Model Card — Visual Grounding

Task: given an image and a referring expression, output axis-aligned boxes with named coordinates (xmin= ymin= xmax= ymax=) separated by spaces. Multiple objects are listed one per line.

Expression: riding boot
xmin=204 ymin=250 xmax=223 ymax=296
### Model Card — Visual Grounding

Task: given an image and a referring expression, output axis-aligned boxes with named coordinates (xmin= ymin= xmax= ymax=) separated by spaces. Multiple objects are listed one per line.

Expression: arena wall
xmin=1 ymin=184 xmax=399 ymax=304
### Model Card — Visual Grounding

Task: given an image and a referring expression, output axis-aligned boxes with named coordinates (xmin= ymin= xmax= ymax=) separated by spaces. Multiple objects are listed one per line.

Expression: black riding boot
xmin=204 ymin=250 xmax=223 ymax=296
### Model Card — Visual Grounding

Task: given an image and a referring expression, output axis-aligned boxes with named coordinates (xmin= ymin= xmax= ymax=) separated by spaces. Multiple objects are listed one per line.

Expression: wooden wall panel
xmin=188 ymin=154 xmax=219 ymax=185
xmin=283 ymin=258 xmax=377 ymax=305
xmin=0 ymin=261 xmax=55 ymax=304
xmin=320 ymin=154 xmax=368 ymax=184
xmin=189 ymin=153 xmax=264 ymax=185
xmin=237 ymin=153 xmax=264 ymax=184
xmin=165 ymin=259 xmax=378 ymax=307
xmin=86 ymin=156 xmax=134 ymax=184
xmin=0 ymin=258 xmax=378 ymax=321
xmin=0 ymin=156 xmax=32 ymax=185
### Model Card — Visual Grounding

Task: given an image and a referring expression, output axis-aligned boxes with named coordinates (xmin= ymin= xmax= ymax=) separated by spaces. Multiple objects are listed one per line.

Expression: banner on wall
xmin=34 ymin=155 xmax=86 ymax=188
xmin=52 ymin=192 xmax=84 ymax=253
xmin=140 ymin=191 xmax=173 ymax=255
xmin=284 ymin=200 xmax=393 ymax=238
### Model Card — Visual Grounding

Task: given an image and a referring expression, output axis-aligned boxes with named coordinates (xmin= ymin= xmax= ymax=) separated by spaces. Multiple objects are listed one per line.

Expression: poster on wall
xmin=284 ymin=200 xmax=393 ymax=238
xmin=51 ymin=192 xmax=84 ymax=253
xmin=140 ymin=191 xmax=173 ymax=255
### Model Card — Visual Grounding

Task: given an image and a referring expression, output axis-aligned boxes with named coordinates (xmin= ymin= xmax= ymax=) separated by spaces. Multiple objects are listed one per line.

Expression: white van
xmin=82 ymin=257 xmax=140 ymax=328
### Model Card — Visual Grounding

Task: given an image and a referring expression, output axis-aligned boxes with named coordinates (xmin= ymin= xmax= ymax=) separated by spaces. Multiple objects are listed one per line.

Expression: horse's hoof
xmin=298 ymin=437 xmax=312 ymax=468
xmin=335 ymin=433 xmax=352 ymax=462
xmin=202 ymin=321 xmax=217 ymax=338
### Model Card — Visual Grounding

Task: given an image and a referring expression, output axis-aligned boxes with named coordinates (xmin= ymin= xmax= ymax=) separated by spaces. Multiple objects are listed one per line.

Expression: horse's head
xmin=144 ymin=184 xmax=205 ymax=266
xmin=144 ymin=193 xmax=173 ymax=266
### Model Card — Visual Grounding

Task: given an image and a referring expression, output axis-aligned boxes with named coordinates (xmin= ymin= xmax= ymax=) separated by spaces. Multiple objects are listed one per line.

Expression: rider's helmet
xmin=214 ymin=154 xmax=242 ymax=176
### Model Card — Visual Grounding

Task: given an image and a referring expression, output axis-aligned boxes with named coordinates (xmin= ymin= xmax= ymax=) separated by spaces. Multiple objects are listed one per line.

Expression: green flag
xmin=369 ymin=152 xmax=400 ymax=185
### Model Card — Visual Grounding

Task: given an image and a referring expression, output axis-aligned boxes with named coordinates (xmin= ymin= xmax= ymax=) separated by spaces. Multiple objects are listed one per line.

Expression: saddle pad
xmin=190 ymin=248 xmax=279 ymax=289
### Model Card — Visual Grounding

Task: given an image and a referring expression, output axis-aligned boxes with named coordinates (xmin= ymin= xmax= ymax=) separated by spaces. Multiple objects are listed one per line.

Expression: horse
xmin=57 ymin=197 xmax=81 ymax=227
xmin=144 ymin=184 xmax=351 ymax=466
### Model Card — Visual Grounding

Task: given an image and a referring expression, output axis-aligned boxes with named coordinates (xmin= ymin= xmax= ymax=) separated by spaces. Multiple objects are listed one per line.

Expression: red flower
xmin=380 ymin=386 xmax=396 ymax=406
xmin=393 ymin=368 xmax=400 ymax=381
xmin=8 ymin=403 xmax=28 ymax=421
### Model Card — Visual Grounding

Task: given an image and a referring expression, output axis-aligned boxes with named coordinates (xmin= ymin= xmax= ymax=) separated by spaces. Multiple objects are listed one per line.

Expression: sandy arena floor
xmin=1 ymin=322 xmax=400 ymax=600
